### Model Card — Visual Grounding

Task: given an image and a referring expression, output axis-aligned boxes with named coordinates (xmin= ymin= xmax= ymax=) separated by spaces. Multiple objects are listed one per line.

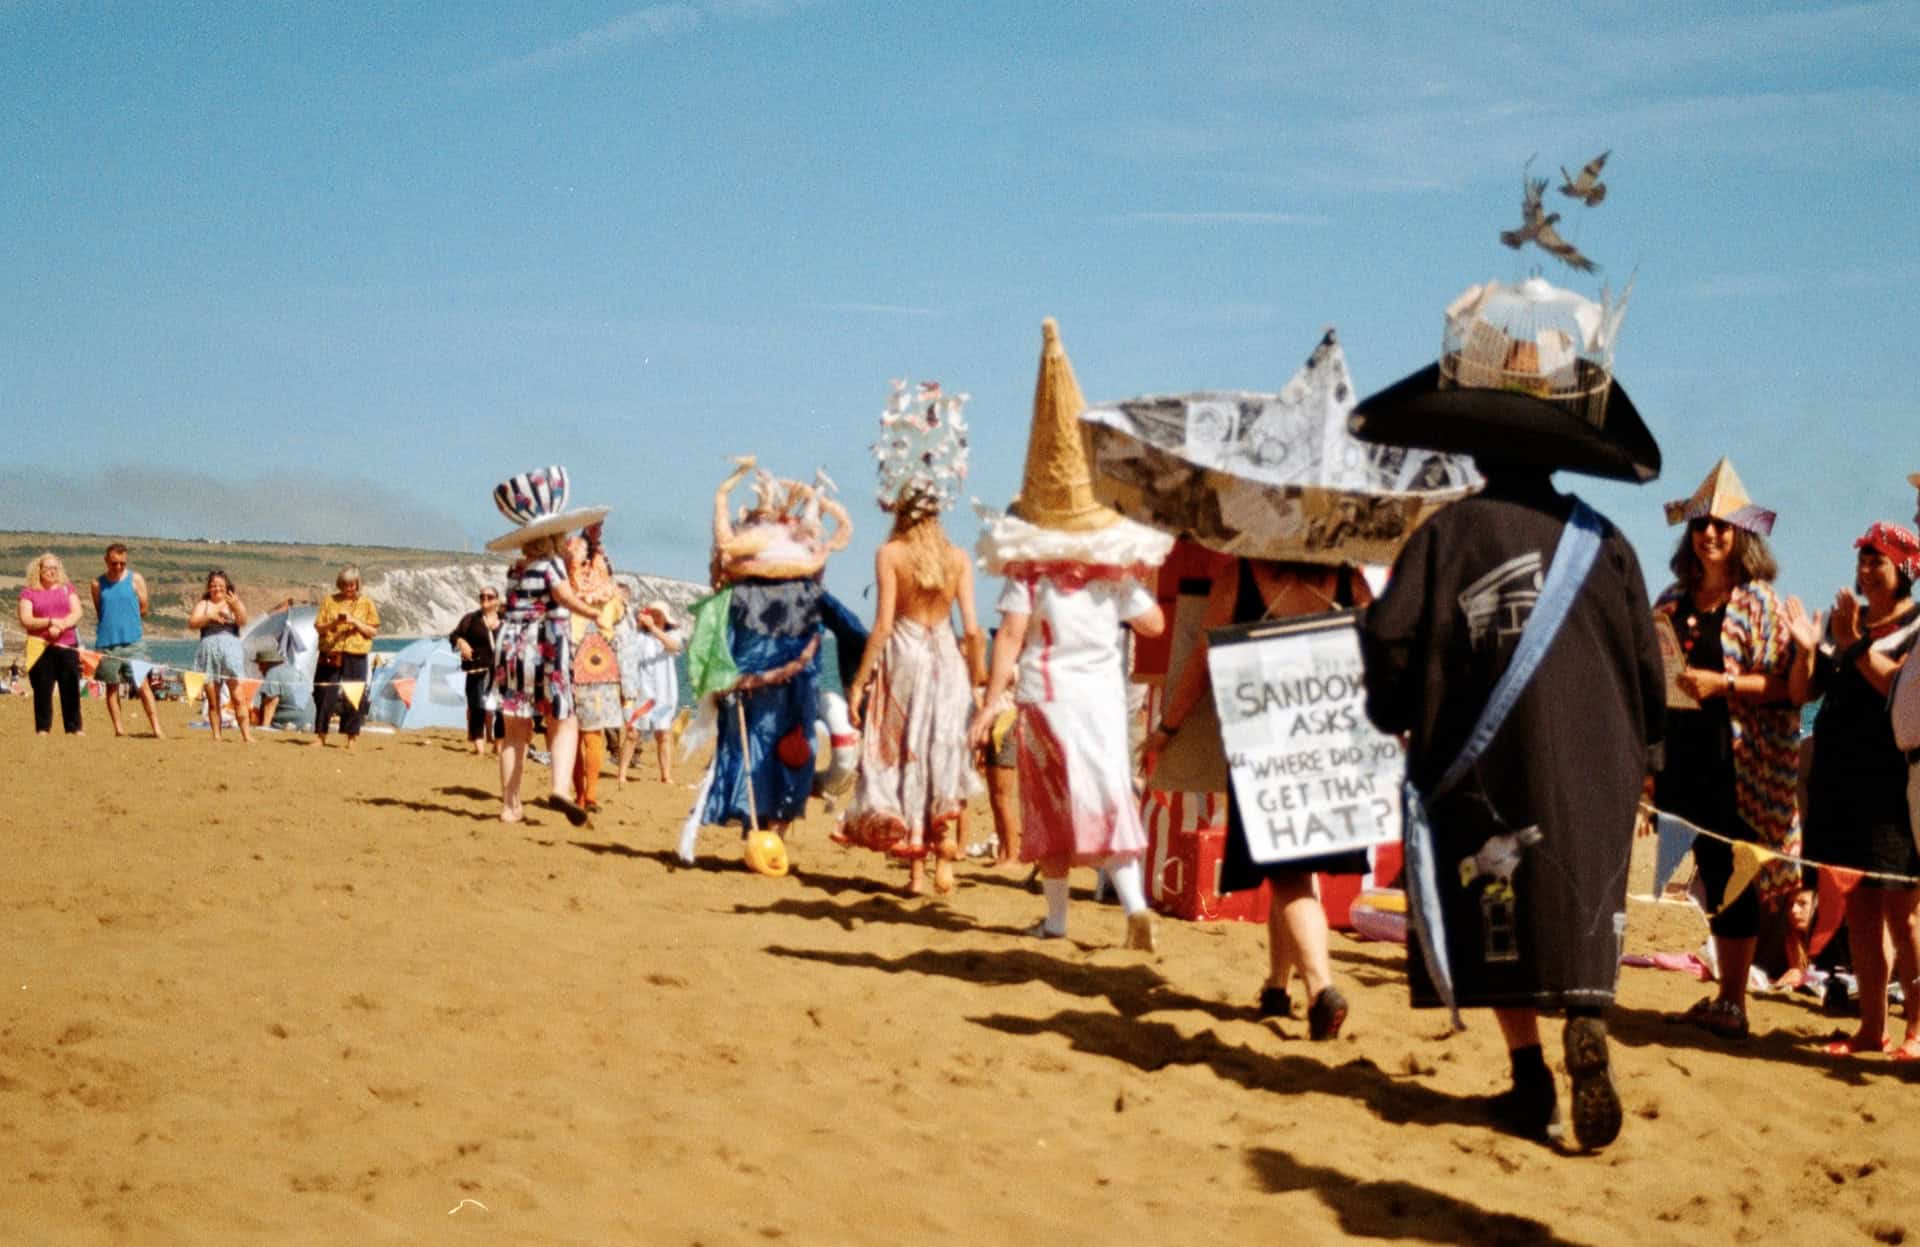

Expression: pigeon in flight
xmin=1499 ymin=172 xmax=1597 ymax=272
xmin=1499 ymin=175 xmax=1551 ymax=250
xmin=1559 ymin=150 xmax=1609 ymax=206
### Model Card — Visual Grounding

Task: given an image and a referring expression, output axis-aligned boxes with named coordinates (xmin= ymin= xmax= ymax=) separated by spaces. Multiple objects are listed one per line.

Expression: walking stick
xmin=735 ymin=695 xmax=759 ymax=832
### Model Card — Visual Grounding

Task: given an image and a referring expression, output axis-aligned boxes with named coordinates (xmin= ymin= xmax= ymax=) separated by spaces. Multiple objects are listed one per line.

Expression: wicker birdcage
xmin=1438 ymin=277 xmax=1626 ymax=428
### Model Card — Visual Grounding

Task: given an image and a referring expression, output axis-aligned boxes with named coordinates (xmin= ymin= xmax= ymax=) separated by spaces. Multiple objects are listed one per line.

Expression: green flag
xmin=684 ymin=588 xmax=739 ymax=698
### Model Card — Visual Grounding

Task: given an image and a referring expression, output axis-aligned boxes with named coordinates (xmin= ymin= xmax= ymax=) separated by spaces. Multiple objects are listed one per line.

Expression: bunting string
xmin=1640 ymin=801 xmax=1920 ymax=907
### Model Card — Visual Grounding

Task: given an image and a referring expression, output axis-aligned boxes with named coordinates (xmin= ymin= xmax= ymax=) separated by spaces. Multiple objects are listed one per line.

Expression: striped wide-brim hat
xmin=485 ymin=466 xmax=610 ymax=553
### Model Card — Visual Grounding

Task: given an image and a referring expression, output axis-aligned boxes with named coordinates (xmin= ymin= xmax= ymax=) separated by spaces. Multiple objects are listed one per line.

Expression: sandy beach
xmin=2 ymin=699 xmax=1916 ymax=1245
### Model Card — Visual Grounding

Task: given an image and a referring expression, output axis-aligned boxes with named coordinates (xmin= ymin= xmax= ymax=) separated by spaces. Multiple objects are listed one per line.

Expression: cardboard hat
xmin=1009 ymin=319 xmax=1122 ymax=531
xmin=486 ymin=466 xmax=610 ymax=553
xmin=875 ymin=379 xmax=970 ymax=516
xmin=1908 ymin=472 xmax=1920 ymax=490
xmin=1662 ymin=457 xmax=1775 ymax=535
xmin=1349 ymin=278 xmax=1659 ymax=484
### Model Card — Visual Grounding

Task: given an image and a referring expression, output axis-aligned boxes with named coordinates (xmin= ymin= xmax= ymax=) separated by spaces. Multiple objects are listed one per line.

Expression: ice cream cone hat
xmin=976 ymin=319 xmax=1174 ymax=574
xmin=1010 ymin=319 xmax=1120 ymax=532
xmin=1663 ymin=456 xmax=1775 ymax=535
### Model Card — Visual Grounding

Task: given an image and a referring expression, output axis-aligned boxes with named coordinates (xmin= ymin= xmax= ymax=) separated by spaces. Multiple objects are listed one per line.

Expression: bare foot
xmin=906 ymin=861 xmax=927 ymax=896
xmin=933 ymin=858 xmax=955 ymax=895
xmin=312 ymin=737 xmax=328 ymax=747
xmin=991 ymin=850 xmax=1017 ymax=869
xmin=499 ymin=807 xmax=525 ymax=824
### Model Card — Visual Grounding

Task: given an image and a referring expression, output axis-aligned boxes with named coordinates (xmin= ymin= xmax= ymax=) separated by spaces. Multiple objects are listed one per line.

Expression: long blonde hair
xmin=25 ymin=552 xmax=69 ymax=589
xmin=890 ymin=511 xmax=952 ymax=592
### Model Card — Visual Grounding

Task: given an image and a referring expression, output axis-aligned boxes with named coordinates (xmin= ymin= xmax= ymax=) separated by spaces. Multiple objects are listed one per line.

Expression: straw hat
xmin=485 ymin=466 xmax=610 ymax=554
xmin=1008 ymin=319 xmax=1121 ymax=532
xmin=1350 ymin=278 xmax=1659 ymax=483
xmin=1662 ymin=457 xmax=1775 ymax=535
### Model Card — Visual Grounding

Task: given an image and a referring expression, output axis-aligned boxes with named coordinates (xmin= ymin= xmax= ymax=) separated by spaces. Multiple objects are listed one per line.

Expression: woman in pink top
xmin=17 ymin=551 xmax=85 ymax=735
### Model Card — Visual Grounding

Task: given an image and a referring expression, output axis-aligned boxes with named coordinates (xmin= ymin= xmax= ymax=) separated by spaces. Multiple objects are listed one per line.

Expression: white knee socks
xmin=1042 ymin=877 xmax=1071 ymax=935
xmin=1105 ymin=856 xmax=1148 ymax=915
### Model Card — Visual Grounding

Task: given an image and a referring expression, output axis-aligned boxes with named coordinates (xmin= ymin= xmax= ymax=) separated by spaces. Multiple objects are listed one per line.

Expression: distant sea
xmin=142 ymin=634 xmax=844 ymax=710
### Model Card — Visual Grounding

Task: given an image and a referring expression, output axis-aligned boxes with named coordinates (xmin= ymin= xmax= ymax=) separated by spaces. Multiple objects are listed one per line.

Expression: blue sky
xmin=4 ymin=1 xmax=1917 ymax=610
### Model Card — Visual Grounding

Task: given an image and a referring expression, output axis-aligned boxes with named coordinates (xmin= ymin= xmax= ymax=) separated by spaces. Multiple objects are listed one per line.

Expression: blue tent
xmin=367 ymin=636 xmax=470 ymax=731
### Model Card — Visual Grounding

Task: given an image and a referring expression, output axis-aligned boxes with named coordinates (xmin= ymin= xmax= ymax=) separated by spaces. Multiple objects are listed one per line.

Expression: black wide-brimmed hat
xmin=1349 ymin=361 xmax=1659 ymax=483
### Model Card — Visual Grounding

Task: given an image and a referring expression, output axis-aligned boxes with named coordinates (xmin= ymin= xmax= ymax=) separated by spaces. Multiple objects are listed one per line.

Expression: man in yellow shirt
xmin=313 ymin=564 xmax=380 ymax=748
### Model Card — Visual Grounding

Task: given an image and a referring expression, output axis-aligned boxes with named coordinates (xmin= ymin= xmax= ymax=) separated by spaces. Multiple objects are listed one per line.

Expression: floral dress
xmin=490 ymin=554 xmax=573 ymax=720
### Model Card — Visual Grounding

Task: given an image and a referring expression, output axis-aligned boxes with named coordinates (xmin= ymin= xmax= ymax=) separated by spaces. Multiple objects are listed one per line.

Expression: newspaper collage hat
xmin=487 ymin=466 xmax=611 ymax=553
xmin=1082 ymin=328 xmax=1479 ymax=566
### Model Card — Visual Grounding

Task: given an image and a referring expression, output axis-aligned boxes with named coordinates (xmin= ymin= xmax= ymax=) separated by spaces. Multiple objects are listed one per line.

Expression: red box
xmin=1145 ymin=790 xmax=1271 ymax=923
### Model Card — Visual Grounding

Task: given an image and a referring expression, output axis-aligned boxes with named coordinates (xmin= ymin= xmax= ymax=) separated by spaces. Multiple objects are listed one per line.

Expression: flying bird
xmin=1499 ymin=172 xmax=1597 ymax=272
xmin=1533 ymin=214 xmax=1597 ymax=273
xmin=1498 ymin=175 xmax=1550 ymax=250
xmin=1558 ymin=150 xmax=1609 ymax=206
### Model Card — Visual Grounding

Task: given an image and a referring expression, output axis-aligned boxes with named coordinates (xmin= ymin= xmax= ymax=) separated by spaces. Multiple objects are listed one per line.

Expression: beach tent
xmin=366 ymin=636 xmax=469 ymax=731
xmin=242 ymin=605 xmax=320 ymax=689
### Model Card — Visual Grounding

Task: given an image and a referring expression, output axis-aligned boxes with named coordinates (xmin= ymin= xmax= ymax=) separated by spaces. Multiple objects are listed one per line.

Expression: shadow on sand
xmin=1243 ymin=1147 xmax=1592 ymax=1246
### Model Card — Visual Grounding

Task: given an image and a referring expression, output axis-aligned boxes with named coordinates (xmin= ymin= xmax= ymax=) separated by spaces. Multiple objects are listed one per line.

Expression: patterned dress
xmin=1654 ymin=580 xmax=1801 ymax=902
xmin=490 ymin=554 xmax=574 ymax=720
xmin=837 ymin=618 xmax=982 ymax=858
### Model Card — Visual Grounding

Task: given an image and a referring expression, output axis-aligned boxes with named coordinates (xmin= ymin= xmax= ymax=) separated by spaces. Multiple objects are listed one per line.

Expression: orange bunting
xmin=234 ymin=677 xmax=262 ymax=705
xmin=77 ymin=649 xmax=102 ymax=678
xmin=1811 ymin=866 xmax=1863 ymax=958
xmin=391 ymin=677 xmax=416 ymax=708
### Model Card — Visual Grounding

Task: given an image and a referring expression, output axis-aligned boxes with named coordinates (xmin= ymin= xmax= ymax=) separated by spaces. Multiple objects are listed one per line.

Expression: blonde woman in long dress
xmin=836 ymin=486 xmax=986 ymax=895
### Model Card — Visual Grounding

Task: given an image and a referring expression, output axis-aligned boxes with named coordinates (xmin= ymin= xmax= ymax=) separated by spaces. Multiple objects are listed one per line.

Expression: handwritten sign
xmin=1206 ymin=610 xmax=1403 ymax=865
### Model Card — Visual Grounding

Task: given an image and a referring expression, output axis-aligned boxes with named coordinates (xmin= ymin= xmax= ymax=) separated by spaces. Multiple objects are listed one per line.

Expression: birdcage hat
xmin=1349 ymin=277 xmax=1659 ymax=483
xmin=874 ymin=379 xmax=969 ymax=516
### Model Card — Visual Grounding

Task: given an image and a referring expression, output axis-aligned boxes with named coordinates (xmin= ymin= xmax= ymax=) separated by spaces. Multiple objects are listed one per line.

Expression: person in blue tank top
xmin=90 ymin=542 xmax=164 ymax=738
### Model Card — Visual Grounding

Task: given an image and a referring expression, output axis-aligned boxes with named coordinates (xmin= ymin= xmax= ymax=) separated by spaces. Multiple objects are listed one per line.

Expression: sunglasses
xmin=1688 ymin=517 xmax=1734 ymax=535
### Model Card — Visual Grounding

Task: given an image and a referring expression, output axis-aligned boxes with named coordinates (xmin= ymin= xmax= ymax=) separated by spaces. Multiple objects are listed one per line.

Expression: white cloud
xmin=474 ymin=0 xmax=815 ymax=80
xmin=1111 ymin=211 xmax=1329 ymax=226
xmin=805 ymin=302 xmax=943 ymax=317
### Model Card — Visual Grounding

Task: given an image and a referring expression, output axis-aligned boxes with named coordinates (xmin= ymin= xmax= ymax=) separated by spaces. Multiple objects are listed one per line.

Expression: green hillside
xmin=1 ymin=531 xmax=496 ymax=640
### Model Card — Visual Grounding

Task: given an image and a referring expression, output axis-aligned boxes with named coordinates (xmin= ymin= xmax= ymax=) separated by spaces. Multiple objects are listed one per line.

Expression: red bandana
xmin=1855 ymin=522 xmax=1920 ymax=580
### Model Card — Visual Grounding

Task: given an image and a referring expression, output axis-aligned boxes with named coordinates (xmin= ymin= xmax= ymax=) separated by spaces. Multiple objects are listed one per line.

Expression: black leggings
xmin=29 ymin=645 xmax=82 ymax=734
xmin=464 ymin=669 xmax=504 ymax=741
xmin=313 ymin=652 xmax=371 ymax=738
xmin=1694 ymin=818 xmax=1763 ymax=940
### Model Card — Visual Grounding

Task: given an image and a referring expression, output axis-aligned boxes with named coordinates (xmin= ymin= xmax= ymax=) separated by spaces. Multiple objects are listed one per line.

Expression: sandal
xmin=1307 ymin=986 xmax=1348 ymax=1041
xmin=1823 ymin=1034 xmax=1895 ymax=1057
xmin=1889 ymin=1039 xmax=1920 ymax=1062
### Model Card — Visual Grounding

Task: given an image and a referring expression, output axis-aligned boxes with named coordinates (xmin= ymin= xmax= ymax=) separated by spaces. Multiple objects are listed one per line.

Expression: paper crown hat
xmin=486 ymin=466 xmax=611 ymax=553
xmin=1009 ymin=319 xmax=1122 ymax=532
xmin=1349 ymin=278 xmax=1659 ymax=483
xmin=1663 ymin=457 xmax=1775 ymax=535
xmin=874 ymin=379 xmax=969 ymax=516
